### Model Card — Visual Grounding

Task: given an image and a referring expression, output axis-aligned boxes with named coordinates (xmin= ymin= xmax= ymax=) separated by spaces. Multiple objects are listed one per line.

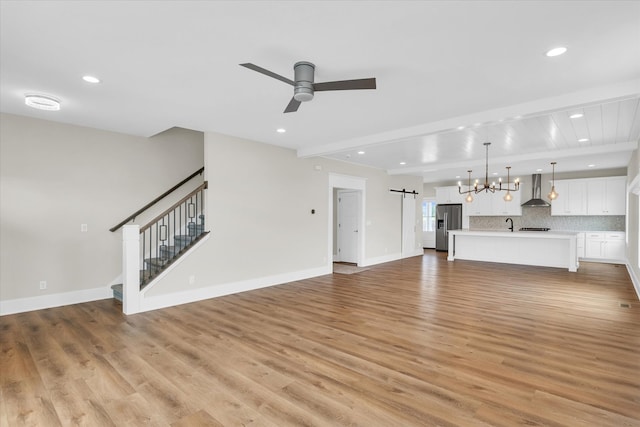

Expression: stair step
xmin=159 ymin=245 xmax=179 ymax=259
xmin=187 ymin=223 xmax=205 ymax=236
xmin=111 ymin=284 xmax=123 ymax=302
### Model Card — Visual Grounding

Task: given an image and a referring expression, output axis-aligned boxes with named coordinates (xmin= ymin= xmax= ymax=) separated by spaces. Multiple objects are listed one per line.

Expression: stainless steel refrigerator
xmin=435 ymin=204 xmax=462 ymax=251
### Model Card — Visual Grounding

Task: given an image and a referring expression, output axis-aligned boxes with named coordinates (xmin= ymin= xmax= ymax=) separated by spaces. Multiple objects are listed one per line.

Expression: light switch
xmin=81 ymin=224 xmax=88 ymax=232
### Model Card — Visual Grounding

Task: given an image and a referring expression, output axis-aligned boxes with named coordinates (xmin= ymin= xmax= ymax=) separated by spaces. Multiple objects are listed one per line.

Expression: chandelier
xmin=458 ymin=142 xmax=520 ymax=203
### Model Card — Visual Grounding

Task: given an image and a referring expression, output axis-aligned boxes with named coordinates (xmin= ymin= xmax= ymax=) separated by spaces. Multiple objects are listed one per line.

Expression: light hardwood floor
xmin=2 ymin=251 xmax=639 ymax=426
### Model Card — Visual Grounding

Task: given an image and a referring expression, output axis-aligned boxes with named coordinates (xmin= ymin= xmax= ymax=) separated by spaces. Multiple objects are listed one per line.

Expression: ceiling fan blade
xmin=313 ymin=77 xmax=376 ymax=91
xmin=239 ymin=63 xmax=294 ymax=86
xmin=284 ymin=97 xmax=301 ymax=113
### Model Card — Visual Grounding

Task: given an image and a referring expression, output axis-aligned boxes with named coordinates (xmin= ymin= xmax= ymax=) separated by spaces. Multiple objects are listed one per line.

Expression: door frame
xmin=329 ymin=173 xmax=366 ymax=267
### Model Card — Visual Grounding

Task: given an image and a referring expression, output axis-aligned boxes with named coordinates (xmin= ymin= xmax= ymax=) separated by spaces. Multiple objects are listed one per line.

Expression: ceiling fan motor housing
xmin=293 ymin=61 xmax=315 ymax=102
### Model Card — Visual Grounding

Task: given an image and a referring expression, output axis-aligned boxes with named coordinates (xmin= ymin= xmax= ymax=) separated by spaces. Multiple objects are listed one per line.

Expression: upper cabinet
xmin=435 ymin=186 xmax=464 ymax=204
xmin=586 ymin=177 xmax=626 ymax=215
xmin=550 ymin=180 xmax=587 ymax=215
xmin=458 ymin=188 xmax=522 ymax=216
xmin=551 ymin=176 xmax=626 ymax=216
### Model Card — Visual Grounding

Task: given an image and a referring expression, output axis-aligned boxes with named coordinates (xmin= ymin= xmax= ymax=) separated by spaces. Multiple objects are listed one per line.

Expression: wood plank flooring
xmin=2 ymin=251 xmax=639 ymax=426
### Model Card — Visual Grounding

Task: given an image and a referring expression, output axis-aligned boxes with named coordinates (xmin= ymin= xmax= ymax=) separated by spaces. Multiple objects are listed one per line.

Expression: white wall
xmin=143 ymin=131 xmax=423 ymax=299
xmin=0 ymin=114 xmax=203 ymax=304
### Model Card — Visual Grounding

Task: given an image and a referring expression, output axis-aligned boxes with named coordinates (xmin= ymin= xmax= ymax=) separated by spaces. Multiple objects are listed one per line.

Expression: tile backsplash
xmin=469 ymin=206 xmax=625 ymax=231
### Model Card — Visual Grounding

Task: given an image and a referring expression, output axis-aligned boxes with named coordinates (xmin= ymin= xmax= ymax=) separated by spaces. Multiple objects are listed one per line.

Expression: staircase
xmin=111 ymin=214 xmax=207 ymax=302
xmin=109 ymin=174 xmax=208 ymax=307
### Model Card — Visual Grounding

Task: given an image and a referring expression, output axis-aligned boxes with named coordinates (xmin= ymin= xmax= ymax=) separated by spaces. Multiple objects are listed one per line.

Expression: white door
xmin=402 ymin=195 xmax=416 ymax=257
xmin=337 ymin=190 xmax=359 ymax=263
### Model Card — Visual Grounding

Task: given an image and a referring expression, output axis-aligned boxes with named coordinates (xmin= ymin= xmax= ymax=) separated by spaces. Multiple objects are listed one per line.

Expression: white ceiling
xmin=2 ymin=1 xmax=639 ymax=183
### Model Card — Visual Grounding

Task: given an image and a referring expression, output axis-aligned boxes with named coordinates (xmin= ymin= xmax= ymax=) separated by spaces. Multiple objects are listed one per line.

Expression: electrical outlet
xmin=81 ymin=224 xmax=88 ymax=232
xmin=188 ymin=275 xmax=195 ymax=285
xmin=39 ymin=281 xmax=47 ymax=290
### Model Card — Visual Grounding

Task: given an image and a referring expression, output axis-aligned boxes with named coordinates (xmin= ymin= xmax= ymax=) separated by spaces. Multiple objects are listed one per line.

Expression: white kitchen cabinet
xmin=466 ymin=192 xmax=492 ymax=215
xmin=492 ymin=190 xmax=522 ymax=216
xmin=551 ymin=180 xmax=587 ymax=215
xmin=466 ymin=190 xmax=521 ymax=216
xmin=586 ymin=177 xmax=626 ymax=215
xmin=436 ymin=186 xmax=464 ymax=204
xmin=584 ymin=231 xmax=626 ymax=262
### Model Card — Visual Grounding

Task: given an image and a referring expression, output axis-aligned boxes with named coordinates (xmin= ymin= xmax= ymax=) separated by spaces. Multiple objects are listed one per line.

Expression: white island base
xmin=447 ymin=230 xmax=579 ymax=272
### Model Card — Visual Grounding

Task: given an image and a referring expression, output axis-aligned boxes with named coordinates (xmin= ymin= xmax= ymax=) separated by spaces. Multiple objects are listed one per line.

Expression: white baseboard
xmin=361 ymin=252 xmax=403 ymax=267
xmin=625 ymin=263 xmax=640 ymax=301
xmin=139 ymin=265 xmax=332 ymax=313
xmin=0 ymin=286 xmax=113 ymax=316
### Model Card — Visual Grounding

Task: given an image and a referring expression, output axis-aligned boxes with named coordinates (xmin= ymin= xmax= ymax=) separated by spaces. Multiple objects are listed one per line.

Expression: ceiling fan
xmin=240 ymin=61 xmax=376 ymax=113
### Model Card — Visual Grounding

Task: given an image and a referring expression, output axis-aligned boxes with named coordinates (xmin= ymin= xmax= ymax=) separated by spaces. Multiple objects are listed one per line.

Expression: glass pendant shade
xmin=548 ymin=162 xmax=559 ymax=201
xmin=503 ymin=191 xmax=512 ymax=202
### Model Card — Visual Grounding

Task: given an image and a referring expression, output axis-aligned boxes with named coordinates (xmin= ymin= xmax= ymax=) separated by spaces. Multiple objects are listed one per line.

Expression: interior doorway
xmin=329 ymin=174 xmax=366 ymax=268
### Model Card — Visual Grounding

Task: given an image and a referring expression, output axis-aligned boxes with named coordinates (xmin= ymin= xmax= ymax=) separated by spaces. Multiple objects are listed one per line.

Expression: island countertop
xmin=449 ymin=229 xmax=580 ymax=238
xmin=447 ymin=229 xmax=578 ymax=271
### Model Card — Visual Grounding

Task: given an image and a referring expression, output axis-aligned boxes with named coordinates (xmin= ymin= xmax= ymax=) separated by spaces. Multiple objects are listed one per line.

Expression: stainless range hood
xmin=521 ymin=174 xmax=551 ymax=207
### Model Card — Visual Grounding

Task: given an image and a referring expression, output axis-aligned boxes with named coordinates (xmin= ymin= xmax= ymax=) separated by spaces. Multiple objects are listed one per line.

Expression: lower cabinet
xmin=584 ymin=232 xmax=625 ymax=261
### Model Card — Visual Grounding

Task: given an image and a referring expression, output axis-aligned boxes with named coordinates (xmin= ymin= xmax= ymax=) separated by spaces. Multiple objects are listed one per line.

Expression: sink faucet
xmin=506 ymin=217 xmax=514 ymax=232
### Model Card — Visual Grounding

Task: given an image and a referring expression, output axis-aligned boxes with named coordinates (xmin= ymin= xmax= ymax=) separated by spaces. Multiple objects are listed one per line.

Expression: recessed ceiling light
xmin=82 ymin=75 xmax=100 ymax=84
xmin=546 ymin=47 xmax=567 ymax=57
xmin=357 ymin=151 xmax=365 ymax=155
xmin=455 ymin=175 xmax=461 ymax=179
xmin=578 ymin=138 xmax=589 ymax=142
xmin=588 ymin=164 xmax=596 ymax=168
xmin=492 ymin=172 xmax=498 ymax=176
xmin=276 ymin=128 xmax=286 ymax=133
xmin=536 ymin=168 xmax=543 ymax=172
xmin=400 ymin=162 xmax=406 ymax=165
xmin=513 ymin=115 xmax=522 ymax=120
xmin=24 ymin=94 xmax=60 ymax=111
xmin=569 ymin=113 xmax=583 ymax=119
xmin=457 ymin=126 xmax=465 ymax=130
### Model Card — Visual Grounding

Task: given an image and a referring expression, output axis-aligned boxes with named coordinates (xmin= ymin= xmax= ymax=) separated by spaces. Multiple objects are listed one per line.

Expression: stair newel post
xmin=122 ymin=225 xmax=141 ymax=314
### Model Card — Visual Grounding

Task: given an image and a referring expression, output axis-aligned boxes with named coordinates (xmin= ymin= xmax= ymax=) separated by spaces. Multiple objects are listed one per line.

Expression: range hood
xmin=521 ymin=174 xmax=551 ymax=207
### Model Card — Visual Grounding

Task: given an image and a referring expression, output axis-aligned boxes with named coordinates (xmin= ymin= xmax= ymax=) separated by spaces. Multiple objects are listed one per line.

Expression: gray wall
xmin=144 ymin=131 xmax=424 ymax=297
xmin=0 ymin=113 xmax=204 ymax=300
xmin=626 ymin=149 xmax=639 ymax=285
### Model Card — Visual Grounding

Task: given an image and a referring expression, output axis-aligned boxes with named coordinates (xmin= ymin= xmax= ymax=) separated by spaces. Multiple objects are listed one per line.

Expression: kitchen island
xmin=447 ymin=230 xmax=579 ymax=272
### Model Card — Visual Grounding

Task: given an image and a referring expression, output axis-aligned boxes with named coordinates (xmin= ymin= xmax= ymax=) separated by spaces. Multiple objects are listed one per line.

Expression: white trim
xmin=139 ymin=265 xmax=331 ymax=313
xmin=328 ymin=173 xmax=366 ymax=268
xmin=625 ymin=262 xmax=640 ymax=301
xmin=0 ymin=286 xmax=113 ymax=316
xmin=630 ymin=173 xmax=640 ymax=195
xmin=361 ymin=252 xmax=403 ymax=267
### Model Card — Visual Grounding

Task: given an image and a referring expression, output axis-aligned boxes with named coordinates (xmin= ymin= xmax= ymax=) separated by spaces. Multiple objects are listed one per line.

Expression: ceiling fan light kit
xmin=240 ymin=61 xmax=376 ymax=113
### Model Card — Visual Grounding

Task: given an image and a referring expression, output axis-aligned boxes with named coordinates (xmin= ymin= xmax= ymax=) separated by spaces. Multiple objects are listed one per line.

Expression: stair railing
xmin=110 ymin=167 xmax=204 ymax=232
xmin=122 ymin=182 xmax=208 ymax=314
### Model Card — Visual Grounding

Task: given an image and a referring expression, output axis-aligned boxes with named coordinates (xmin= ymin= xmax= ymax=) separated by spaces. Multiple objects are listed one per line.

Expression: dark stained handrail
xmin=109 ymin=167 xmax=204 ymax=232
xmin=140 ymin=182 xmax=208 ymax=233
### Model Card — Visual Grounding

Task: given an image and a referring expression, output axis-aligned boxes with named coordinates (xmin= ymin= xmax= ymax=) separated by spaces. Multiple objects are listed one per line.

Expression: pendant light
xmin=503 ymin=166 xmax=513 ymax=201
xmin=548 ymin=161 xmax=558 ymax=201
xmin=463 ymin=170 xmax=473 ymax=203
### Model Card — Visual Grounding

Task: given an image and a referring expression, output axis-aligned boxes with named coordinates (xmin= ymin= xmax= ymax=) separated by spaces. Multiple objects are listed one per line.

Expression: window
xmin=422 ymin=199 xmax=436 ymax=232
